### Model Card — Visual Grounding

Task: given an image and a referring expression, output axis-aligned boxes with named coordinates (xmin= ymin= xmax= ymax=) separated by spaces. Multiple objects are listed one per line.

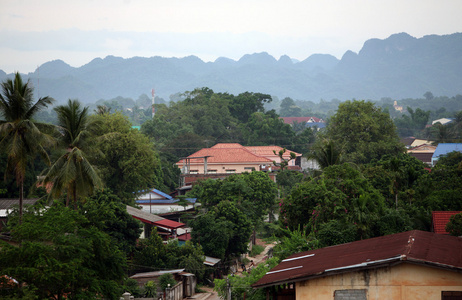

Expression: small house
xmin=253 ymin=230 xmax=462 ymax=300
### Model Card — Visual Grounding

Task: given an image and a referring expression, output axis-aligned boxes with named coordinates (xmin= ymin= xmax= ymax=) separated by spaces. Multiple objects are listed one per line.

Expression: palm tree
xmin=40 ymin=99 xmax=102 ymax=208
xmin=0 ymin=72 xmax=55 ymax=222
xmin=308 ymin=138 xmax=344 ymax=170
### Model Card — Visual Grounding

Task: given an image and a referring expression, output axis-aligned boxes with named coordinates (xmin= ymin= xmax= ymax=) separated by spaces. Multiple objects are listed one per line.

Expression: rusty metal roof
xmin=253 ymin=230 xmax=462 ymax=288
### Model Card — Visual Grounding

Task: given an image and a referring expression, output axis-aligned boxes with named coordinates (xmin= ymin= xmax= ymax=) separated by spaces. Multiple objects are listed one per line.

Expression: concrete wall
xmin=296 ymin=263 xmax=462 ymax=300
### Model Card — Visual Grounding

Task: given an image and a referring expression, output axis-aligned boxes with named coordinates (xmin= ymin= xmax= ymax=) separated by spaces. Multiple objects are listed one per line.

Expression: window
xmin=189 ymin=170 xmax=198 ymax=174
xmin=226 ymin=169 xmax=236 ymax=174
xmin=334 ymin=289 xmax=367 ymax=300
xmin=244 ymin=167 xmax=255 ymax=171
xmin=442 ymin=291 xmax=462 ymax=300
xmin=207 ymin=170 xmax=217 ymax=174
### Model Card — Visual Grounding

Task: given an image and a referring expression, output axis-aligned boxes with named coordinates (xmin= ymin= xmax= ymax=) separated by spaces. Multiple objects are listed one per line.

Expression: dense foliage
xmin=0 ymin=204 xmax=127 ymax=299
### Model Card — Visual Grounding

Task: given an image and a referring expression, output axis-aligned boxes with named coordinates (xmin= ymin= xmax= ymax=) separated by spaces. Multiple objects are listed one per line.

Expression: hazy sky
xmin=1 ymin=0 xmax=461 ymax=73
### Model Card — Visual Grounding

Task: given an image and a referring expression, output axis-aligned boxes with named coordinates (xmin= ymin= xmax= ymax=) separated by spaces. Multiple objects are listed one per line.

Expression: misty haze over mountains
xmin=1 ymin=32 xmax=461 ymax=104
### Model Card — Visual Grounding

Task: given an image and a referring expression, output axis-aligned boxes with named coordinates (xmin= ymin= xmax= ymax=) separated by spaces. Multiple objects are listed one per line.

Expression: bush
xmin=249 ymin=244 xmax=265 ymax=257
xmin=144 ymin=281 xmax=157 ymax=298
xmin=159 ymin=273 xmax=176 ymax=290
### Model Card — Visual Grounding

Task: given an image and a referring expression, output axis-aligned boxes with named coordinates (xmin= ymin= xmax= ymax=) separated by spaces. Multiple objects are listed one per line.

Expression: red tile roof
xmin=432 ymin=211 xmax=461 ymax=234
xmin=253 ymin=230 xmax=462 ymax=288
xmin=179 ymin=147 xmax=272 ymax=164
xmin=211 ymin=143 xmax=245 ymax=149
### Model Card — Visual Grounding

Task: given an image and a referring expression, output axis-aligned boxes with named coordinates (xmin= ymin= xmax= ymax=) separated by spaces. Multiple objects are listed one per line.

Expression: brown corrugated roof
xmin=409 ymin=152 xmax=433 ymax=164
xmin=253 ymin=230 xmax=462 ymax=288
xmin=432 ymin=211 xmax=461 ymax=235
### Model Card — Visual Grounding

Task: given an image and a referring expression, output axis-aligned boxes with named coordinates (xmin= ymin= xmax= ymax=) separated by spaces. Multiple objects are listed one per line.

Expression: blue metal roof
xmin=137 ymin=188 xmax=173 ymax=200
xmin=152 ymin=189 xmax=173 ymax=200
xmin=432 ymin=143 xmax=462 ymax=159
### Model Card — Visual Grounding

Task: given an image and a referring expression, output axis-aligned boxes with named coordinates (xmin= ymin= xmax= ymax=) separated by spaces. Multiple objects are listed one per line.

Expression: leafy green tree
xmin=414 ymin=151 xmax=462 ymax=211
xmin=132 ymin=230 xmax=205 ymax=279
xmin=364 ymin=153 xmax=427 ymax=207
xmin=272 ymin=226 xmax=318 ymax=260
xmin=191 ymin=201 xmax=252 ymax=261
xmin=394 ymin=107 xmax=430 ymax=137
xmin=446 ymin=212 xmax=462 ymax=237
xmin=0 ymin=72 xmax=55 ymax=222
xmin=92 ymin=112 xmax=164 ymax=202
xmin=275 ymin=169 xmax=304 ymax=198
xmin=189 ymin=171 xmax=277 ymax=226
xmin=0 ymin=204 xmax=126 ymax=299
xmin=316 ymin=219 xmax=356 ymax=247
xmin=326 ymin=100 xmax=405 ymax=164
xmin=280 ymin=163 xmax=385 ymax=239
xmin=40 ymin=99 xmax=102 ymax=208
xmin=240 ymin=111 xmax=295 ymax=146
xmin=81 ymin=189 xmax=142 ymax=255
xmin=372 ymin=207 xmax=415 ymax=236
xmin=133 ymin=229 xmax=168 ymax=272
xmin=229 ymin=92 xmax=272 ymax=123
xmin=279 ymin=97 xmax=301 ymax=117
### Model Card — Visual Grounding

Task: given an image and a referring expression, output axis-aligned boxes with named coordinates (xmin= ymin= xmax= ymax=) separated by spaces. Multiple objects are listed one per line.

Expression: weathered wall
xmin=296 ymin=263 xmax=462 ymax=300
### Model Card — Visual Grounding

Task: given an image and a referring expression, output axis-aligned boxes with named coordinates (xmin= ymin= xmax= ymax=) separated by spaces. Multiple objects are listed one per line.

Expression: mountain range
xmin=1 ymin=32 xmax=461 ymax=104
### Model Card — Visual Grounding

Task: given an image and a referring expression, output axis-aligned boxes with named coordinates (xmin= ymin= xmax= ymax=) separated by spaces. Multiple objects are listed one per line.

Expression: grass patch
xmin=249 ymin=244 xmax=265 ymax=257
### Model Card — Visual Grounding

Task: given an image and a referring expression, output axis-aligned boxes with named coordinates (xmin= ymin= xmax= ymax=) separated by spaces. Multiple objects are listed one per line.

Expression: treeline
xmin=186 ymin=100 xmax=462 ymax=299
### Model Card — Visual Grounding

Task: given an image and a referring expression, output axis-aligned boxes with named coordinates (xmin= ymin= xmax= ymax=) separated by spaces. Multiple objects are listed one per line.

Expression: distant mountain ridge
xmin=1 ymin=32 xmax=461 ymax=103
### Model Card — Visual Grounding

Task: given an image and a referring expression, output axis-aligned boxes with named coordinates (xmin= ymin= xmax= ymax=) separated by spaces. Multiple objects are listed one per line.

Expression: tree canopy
xmin=0 ymin=204 xmax=126 ymax=299
xmin=325 ymin=100 xmax=405 ymax=164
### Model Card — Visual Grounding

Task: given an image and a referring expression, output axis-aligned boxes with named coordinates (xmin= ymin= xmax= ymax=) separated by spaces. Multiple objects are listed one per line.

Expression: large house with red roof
xmin=253 ymin=230 xmax=462 ymax=300
xmin=176 ymin=143 xmax=301 ymax=186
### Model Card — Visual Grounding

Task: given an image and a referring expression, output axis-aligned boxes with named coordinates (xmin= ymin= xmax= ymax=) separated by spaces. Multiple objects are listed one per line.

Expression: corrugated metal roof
xmin=204 ymin=256 xmax=221 ymax=266
xmin=432 ymin=143 xmax=462 ymax=160
xmin=126 ymin=205 xmax=164 ymax=223
xmin=153 ymin=219 xmax=185 ymax=229
xmin=0 ymin=199 xmax=39 ymax=210
xmin=432 ymin=211 xmax=461 ymax=234
xmin=130 ymin=269 xmax=185 ymax=279
xmin=409 ymin=152 xmax=433 ymax=164
xmin=253 ymin=230 xmax=462 ymax=288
